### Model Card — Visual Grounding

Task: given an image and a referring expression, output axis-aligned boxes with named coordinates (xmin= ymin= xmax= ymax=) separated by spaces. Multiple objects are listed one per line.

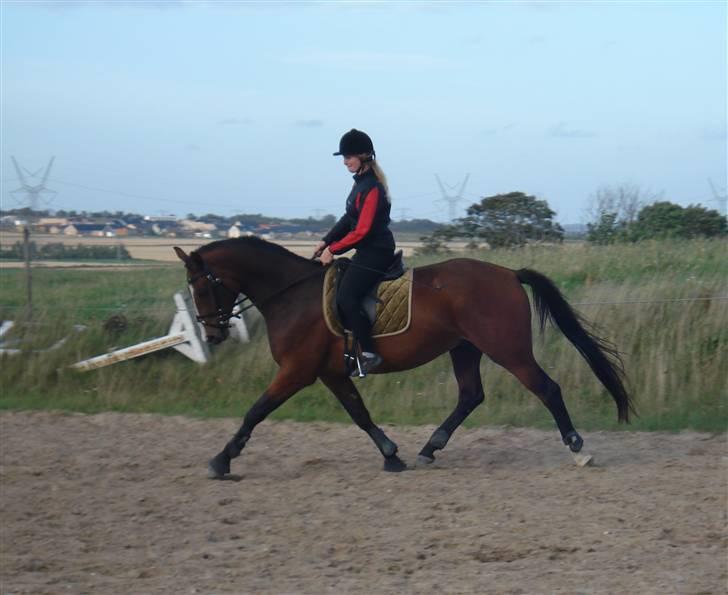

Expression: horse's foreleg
xmin=417 ymin=341 xmax=484 ymax=466
xmin=320 ymin=374 xmax=407 ymax=472
xmin=208 ymin=371 xmax=312 ymax=479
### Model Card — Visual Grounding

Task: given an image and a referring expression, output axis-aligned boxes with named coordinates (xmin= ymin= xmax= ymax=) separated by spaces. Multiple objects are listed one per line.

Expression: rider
xmin=315 ymin=129 xmax=396 ymax=376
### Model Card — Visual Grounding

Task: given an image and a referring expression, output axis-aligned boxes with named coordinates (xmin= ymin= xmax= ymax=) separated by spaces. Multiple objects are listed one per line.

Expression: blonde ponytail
xmin=358 ymin=154 xmax=390 ymax=201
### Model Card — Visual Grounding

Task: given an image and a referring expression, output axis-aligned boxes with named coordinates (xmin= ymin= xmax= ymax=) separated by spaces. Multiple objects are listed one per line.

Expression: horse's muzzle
xmin=206 ymin=333 xmax=227 ymax=345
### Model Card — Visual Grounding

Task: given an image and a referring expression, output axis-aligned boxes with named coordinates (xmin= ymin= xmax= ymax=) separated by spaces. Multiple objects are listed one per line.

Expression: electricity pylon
xmin=10 ymin=156 xmax=57 ymax=210
xmin=435 ymin=173 xmax=469 ymax=222
xmin=8 ymin=156 xmax=57 ymax=321
xmin=708 ymin=178 xmax=727 ymax=218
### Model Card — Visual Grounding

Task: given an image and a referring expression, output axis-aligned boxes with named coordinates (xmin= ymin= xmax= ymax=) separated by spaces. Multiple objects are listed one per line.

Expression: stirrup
xmin=351 ymin=352 xmax=382 ymax=378
xmin=350 ymin=354 xmax=365 ymax=378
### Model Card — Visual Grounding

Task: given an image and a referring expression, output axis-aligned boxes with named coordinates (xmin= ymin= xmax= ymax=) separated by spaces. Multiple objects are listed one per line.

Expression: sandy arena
xmin=1 ymin=411 xmax=726 ymax=594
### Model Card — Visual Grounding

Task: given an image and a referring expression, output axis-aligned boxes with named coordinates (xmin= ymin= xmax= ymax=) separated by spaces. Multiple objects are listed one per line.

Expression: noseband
xmin=187 ymin=263 xmax=249 ymax=330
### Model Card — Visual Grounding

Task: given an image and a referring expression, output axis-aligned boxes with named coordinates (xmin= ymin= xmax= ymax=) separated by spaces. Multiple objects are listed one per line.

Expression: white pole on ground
xmin=71 ymin=291 xmax=210 ymax=372
xmin=0 ymin=321 xmax=15 ymax=339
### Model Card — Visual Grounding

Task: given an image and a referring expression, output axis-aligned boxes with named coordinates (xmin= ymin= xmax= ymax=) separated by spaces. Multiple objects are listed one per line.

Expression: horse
xmin=173 ymin=237 xmax=633 ymax=478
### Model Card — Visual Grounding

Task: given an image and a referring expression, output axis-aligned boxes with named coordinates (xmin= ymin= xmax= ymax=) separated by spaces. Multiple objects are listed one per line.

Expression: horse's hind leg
xmin=320 ymin=374 xmax=407 ymax=472
xmin=417 ymin=341 xmax=484 ymax=466
xmin=504 ymin=358 xmax=593 ymax=465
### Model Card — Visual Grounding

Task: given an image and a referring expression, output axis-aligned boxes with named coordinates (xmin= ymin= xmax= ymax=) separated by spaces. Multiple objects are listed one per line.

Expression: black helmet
xmin=333 ymin=128 xmax=375 ymax=158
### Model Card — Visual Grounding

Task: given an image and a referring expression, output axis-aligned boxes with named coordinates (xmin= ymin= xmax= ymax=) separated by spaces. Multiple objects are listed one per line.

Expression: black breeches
xmin=336 ymin=249 xmax=394 ymax=352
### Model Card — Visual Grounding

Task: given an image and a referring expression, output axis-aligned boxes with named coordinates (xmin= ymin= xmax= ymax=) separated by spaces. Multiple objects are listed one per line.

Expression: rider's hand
xmin=313 ymin=240 xmax=326 ymax=258
xmin=319 ymin=247 xmax=334 ymax=266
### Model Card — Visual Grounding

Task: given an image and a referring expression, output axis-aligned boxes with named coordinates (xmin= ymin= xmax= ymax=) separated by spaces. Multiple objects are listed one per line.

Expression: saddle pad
xmin=323 ymin=266 xmax=414 ymax=338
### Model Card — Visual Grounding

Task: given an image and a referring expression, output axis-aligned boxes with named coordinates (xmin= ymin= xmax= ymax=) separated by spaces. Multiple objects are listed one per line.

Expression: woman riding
xmin=314 ymin=129 xmax=396 ymax=376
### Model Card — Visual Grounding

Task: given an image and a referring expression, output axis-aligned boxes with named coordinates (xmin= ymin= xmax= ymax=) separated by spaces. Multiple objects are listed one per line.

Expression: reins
xmin=189 ymin=261 xmax=325 ymax=329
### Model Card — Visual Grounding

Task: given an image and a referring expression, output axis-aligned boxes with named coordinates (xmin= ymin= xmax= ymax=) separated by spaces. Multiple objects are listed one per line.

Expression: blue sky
xmin=2 ymin=1 xmax=726 ymax=223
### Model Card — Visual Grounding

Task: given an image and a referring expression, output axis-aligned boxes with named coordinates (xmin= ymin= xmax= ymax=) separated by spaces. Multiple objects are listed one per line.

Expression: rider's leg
xmin=336 ymin=248 xmax=393 ymax=359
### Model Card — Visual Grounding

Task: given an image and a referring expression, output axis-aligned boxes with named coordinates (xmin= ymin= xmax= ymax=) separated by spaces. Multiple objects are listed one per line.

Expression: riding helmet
xmin=333 ymin=129 xmax=375 ymax=158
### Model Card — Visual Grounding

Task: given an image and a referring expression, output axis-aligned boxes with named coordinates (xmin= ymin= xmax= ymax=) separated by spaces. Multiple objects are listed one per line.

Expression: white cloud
xmin=548 ymin=122 xmax=598 ymax=139
xmin=294 ymin=120 xmax=324 ymax=128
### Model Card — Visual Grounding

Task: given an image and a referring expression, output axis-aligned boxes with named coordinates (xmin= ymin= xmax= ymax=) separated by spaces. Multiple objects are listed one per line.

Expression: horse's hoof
xmin=207 ymin=463 xmax=225 ymax=479
xmin=207 ymin=455 xmax=230 ymax=479
xmin=383 ymin=455 xmax=408 ymax=472
xmin=572 ymin=452 xmax=594 ymax=467
xmin=416 ymin=454 xmax=435 ymax=467
xmin=563 ymin=431 xmax=584 ymax=453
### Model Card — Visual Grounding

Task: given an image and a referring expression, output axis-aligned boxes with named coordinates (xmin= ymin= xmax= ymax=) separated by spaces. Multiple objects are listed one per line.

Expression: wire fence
xmin=1 ymin=295 xmax=726 ymax=316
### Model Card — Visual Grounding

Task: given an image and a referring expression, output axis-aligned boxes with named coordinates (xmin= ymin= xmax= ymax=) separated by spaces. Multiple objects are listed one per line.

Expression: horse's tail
xmin=516 ymin=268 xmax=634 ymax=423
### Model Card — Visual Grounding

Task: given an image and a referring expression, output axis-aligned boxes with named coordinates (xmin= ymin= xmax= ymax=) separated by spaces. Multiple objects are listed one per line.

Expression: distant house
xmin=0 ymin=215 xmax=22 ymax=229
xmin=63 ymin=223 xmax=121 ymax=237
xmin=180 ymin=219 xmax=218 ymax=234
xmin=227 ymin=222 xmax=257 ymax=239
xmin=36 ymin=217 xmax=69 ymax=233
xmin=143 ymin=215 xmax=177 ymax=223
xmin=151 ymin=223 xmax=175 ymax=236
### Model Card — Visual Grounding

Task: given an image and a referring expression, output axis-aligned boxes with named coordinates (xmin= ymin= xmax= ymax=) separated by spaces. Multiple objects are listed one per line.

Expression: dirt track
xmin=1 ymin=411 xmax=726 ymax=594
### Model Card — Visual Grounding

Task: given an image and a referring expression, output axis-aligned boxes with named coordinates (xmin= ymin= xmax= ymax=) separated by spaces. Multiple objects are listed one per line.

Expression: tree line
xmin=0 ymin=242 xmax=131 ymax=261
xmin=419 ymin=186 xmax=726 ymax=253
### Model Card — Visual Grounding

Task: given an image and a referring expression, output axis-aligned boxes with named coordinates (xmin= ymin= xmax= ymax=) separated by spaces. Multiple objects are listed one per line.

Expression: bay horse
xmin=174 ymin=237 xmax=632 ymax=478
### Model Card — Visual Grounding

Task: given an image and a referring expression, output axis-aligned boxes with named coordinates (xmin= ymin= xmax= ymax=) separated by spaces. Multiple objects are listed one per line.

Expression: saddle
xmin=322 ymin=250 xmax=414 ymax=339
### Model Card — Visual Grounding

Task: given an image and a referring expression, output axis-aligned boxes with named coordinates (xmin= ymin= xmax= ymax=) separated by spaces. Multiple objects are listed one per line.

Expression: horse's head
xmin=174 ymin=246 xmax=238 ymax=345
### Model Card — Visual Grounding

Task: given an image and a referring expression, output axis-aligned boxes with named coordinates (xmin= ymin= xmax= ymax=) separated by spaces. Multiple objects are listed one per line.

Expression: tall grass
xmin=0 ymin=238 xmax=725 ymax=431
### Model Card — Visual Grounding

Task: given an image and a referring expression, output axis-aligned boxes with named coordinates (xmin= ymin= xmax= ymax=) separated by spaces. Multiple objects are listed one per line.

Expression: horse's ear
xmin=190 ymin=251 xmax=203 ymax=267
xmin=173 ymin=246 xmax=189 ymax=264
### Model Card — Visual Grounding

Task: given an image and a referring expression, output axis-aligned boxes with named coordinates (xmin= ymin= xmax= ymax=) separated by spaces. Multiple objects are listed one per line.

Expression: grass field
xmin=0 ymin=238 xmax=726 ymax=432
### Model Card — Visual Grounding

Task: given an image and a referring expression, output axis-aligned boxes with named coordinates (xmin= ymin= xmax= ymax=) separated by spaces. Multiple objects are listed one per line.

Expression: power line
xmin=45 ymin=177 xmax=244 ymax=212
xmin=572 ymin=296 xmax=728 ymax=306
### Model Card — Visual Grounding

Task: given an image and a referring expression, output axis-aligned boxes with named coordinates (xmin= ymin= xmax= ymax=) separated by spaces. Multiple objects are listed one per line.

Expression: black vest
xmin=343 ymin=169 xmax=394 ymax=252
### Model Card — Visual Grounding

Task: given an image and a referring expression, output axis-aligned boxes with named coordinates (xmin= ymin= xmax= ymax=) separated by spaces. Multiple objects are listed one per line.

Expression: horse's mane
xmin=196 ymin=236 xmax=319 ymax=269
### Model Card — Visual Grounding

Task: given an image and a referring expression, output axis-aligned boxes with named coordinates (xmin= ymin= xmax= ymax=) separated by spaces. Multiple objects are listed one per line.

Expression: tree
xmin=457 ymin=192 xmax=563 ymax=248
xmin=586 ymin=212 xmax=628 ymax=244
xmin=585 ymin=184 xmax=659 ymax=244
xmin=415 ymin=225 xmax=455 ymax=256
xmin=680 ymin=205 xmax=727 ymax=238
xmin=631 ymin=202 xmax=727 ymax=240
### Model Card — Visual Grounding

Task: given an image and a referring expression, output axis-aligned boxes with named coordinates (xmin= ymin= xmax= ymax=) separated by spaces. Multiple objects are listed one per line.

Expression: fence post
xmin=23 ymin=226 xmax=32 ymax=320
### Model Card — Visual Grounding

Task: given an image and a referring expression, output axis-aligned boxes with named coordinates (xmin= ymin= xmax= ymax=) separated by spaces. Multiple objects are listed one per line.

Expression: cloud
xmin=295 ymin=120 xmax=324 ymax=128
xmin=701 ymin=125 xmax=727 ymax=141
xmin=547 ymin=122 xmax=598 ymax=139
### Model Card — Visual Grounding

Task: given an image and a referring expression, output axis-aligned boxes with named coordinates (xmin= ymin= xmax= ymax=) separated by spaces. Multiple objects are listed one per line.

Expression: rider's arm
xmin=321 ymin=214 xmax=351 ymax=246
xmin=328 ymin=187 xmax=380 ymax=255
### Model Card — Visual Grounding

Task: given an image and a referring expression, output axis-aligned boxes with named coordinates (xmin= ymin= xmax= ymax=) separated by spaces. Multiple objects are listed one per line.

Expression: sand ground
xmin=1 ymin=411 xmax=726 ymax=594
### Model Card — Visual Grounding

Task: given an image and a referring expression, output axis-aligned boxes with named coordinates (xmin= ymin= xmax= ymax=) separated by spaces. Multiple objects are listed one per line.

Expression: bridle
xmin=187 ymin=262 xmax=250 ymax=330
